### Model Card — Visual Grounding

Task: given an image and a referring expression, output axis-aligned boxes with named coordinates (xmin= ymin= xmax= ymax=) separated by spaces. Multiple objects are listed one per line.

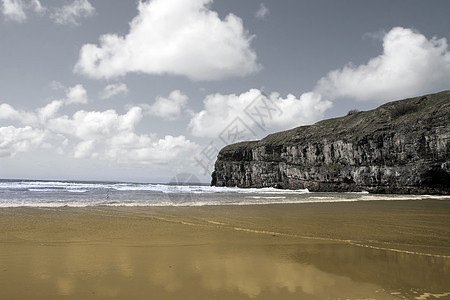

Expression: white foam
xmin=415 ymin=292 xmax=450 ymax=299
xmin=245 ymin=196 xmax=287 ymax=199
xmin=0 ymin=180 xmax=310 ymax=195
xmin=28 ymin=188 xmax=62 ymax=192
xmin=346 ymin=191 xmax=369 ymax=194
xmin=0 ymin=179 xmax=449 ymax=208
xmin=67 ymin=189 xmax=88 ymax=193
xmin=309 ymin=196 xmax=337 ymax=200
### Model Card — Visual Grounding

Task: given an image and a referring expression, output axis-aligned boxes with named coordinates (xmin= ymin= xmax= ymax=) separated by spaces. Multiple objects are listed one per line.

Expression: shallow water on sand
xmin=1 ymin=205 xmax=449 ymax=299
xmin=1 ymin=240 xmax=449 ymax=299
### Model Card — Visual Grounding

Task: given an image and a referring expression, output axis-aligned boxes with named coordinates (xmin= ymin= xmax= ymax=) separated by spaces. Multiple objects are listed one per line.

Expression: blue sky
xmin=1 ymin=0 xmax=450 ymax=183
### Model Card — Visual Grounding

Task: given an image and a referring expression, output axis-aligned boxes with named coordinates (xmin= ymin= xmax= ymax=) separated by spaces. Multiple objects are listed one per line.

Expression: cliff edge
xmin=212 ymin=90 xmax=450 ymax=194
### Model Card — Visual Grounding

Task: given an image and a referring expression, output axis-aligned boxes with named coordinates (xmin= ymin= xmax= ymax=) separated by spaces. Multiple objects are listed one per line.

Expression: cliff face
xmin=212 ymin=91 xmax=450 ymax=194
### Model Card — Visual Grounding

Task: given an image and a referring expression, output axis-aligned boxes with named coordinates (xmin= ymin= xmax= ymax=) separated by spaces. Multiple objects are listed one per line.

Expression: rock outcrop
xmin=212 ymin=91 xmax=450 ymax=194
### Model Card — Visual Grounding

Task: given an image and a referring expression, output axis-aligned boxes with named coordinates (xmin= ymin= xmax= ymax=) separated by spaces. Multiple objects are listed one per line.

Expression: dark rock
xmin=211 ymin=90 xmax=450 ymax=194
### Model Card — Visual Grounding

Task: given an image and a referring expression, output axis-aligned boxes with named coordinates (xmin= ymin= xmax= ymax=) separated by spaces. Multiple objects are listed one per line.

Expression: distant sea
xmin=0 ymin=179 xmax=448 ymax=208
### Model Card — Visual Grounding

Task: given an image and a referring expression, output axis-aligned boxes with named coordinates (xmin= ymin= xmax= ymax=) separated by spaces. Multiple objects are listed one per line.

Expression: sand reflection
xmin=1 ymin=204 xmax=449 ymax=299
xmin=4 ymin=241 xmax=449 ymax=299
xmin=190 ymin=249 xmax=379 ymax=298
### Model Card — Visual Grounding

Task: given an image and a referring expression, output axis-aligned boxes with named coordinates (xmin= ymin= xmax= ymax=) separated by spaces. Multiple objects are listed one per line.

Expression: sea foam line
xmin=415 ymin=292 xmax=450 ymax=300
xmin=156 ymin=216 xmax=450 ymax=259
xmin=232 ymin=227 xmax=450 ymax=258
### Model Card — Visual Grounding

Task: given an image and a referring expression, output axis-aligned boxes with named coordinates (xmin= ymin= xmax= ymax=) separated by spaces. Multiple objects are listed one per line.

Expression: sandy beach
xmin=1 ymin=200 xmax=450 ymax=299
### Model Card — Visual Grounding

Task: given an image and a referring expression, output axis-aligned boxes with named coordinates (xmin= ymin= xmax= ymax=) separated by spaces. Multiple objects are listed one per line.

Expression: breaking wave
xmin=0 ymin=179 xmax=448 ymax=208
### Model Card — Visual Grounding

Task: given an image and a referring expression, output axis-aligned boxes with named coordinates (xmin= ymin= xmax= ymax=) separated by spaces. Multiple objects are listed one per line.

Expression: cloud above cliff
xmin=188 ymin=89 xmax=332 ymax=138
xmin=315 ymin=27 xmax=450 ymax=102
xmin=74 ymin=0 xmax=260 ymax=81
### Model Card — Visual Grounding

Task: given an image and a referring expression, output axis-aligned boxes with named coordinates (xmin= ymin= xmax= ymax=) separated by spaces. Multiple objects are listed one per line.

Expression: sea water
xmin=0 ymin=179 xmax=447 ymax=207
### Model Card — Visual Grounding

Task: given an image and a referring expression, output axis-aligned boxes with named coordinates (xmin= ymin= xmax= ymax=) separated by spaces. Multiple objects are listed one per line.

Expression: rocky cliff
xmin=212 ymin=91 xmax=450 ymax=194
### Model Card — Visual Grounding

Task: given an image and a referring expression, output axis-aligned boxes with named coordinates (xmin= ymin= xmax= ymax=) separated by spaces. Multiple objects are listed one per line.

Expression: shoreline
xmin=1 ymin=193 xmax=450 ymax=208
xmin=2 ymin=199 xmax=450 ymax=254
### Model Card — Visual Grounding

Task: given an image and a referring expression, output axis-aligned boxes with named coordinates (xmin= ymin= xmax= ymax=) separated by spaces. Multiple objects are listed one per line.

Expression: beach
xmin=1 ymin=200 xmax=450 ymax=299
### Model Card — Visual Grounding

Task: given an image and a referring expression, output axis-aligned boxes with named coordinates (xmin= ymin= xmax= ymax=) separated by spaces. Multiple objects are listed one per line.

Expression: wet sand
xmin=1 ymin=200 xmax=450 ymax=299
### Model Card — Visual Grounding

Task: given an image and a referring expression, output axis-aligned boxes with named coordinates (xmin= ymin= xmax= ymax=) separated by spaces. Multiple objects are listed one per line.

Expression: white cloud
xmin=65 ymin=84 xmax=88 ymax=104
xmin=188 ymin=89 xmax=332 ymax=138
xmin=38 ymin=100 xmax=63 ymax=123
xmin=0 ymin=126 xmax=47 ymax=157
xmin=50 ymin=0 xmax=95 ymax=26
xmin=49 ymin=80 xmax=65 ymax=91
xmin=1 ymin=0 xmax=96 ymax=25
xmin=74 ymin=0 xmax=260 ymax=81
xmin=0 ymin=84 xmax=86 ymax=125
xmin=28 ymin=0 xmax=42 ymax=12
xmin=100 ymin=83 xmax=128 ymax=100
xmin=1 ymin=98 xmax=198 ymax=165
xmin=105 ymin=134 xmax=198 ymax=165
xmin=315 ymin=27 xmax=450 ymax=102
xmin=1 ymin=0 xmax=44 ymax=22
xmin=2 ymin=0 xmax=26 ymax=22
xmin=47 ymin=107 xmax=143 ymax=140
xmin=255 ymin=3 xmax=269 ymax=20
xmin=143 ymin=90 xmax=188 ymax=121
xmin=0 ymin=103 xmax=39 ymax=124
xmin=48 ymin=107 xmax=197 ymax=164
xmin=268 ymin=92 xmax=333 ymax=128
xmin=74 ymin=140 xmax=94 ymax=159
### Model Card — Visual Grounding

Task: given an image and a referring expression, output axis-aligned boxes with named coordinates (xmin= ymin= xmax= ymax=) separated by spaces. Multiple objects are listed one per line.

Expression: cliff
xmin=212 ymin=90 xmax=450 ymax=194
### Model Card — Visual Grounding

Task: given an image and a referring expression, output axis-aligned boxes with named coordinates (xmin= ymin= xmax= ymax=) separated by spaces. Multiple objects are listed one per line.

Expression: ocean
xmin=1 ymin=179 xmax=448 ymax=208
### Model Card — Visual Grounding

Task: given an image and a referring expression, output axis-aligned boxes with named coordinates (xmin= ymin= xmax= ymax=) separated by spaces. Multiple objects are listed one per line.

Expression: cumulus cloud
xmin=0 ymin=103 xmax=39 ymax=124
xmin=47 ymin=107 xmax=143 ymax=140
xmin=74 ymin=0 xmax=260 ymax=81
xmin=0 ymin=99 xmax=198 ymax=165
xmin=47 ymin=107 xmax=197 ymax=164
xmin=65 ymin=84 xmax=88 ymax=104
xmin=0 ymin=84 xmax=87 ymax=126
xmin=0 ymin=126 xmax=47 ymax=157
xmin=105 ymin=134 xmax=198 ymax=165
xmin=255 ymin=3 xmax=269 ymax=20
xmin=1 ymin=0 xmax=44 ymax=22
xmin=38 ymin=100 xmax=64 ymax=123
xmin=50 ymin=0 xmax=95 ymax=26
xmin=100 ymin=83 xmax=128 ymax=100
xmin=315 ymin=27 xmax=450 ymax=102
xmin=143 ymin=90 xmax=188 ymax=121
xmin=73 ymin=140 xmax=94 ymax=159
xmin=188 ymin=89 xmax=332 ymax=138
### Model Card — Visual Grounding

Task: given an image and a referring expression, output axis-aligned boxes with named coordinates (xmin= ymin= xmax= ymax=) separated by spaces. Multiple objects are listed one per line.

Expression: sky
xmin=1 ymin=0 xmax=450 ymax=183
